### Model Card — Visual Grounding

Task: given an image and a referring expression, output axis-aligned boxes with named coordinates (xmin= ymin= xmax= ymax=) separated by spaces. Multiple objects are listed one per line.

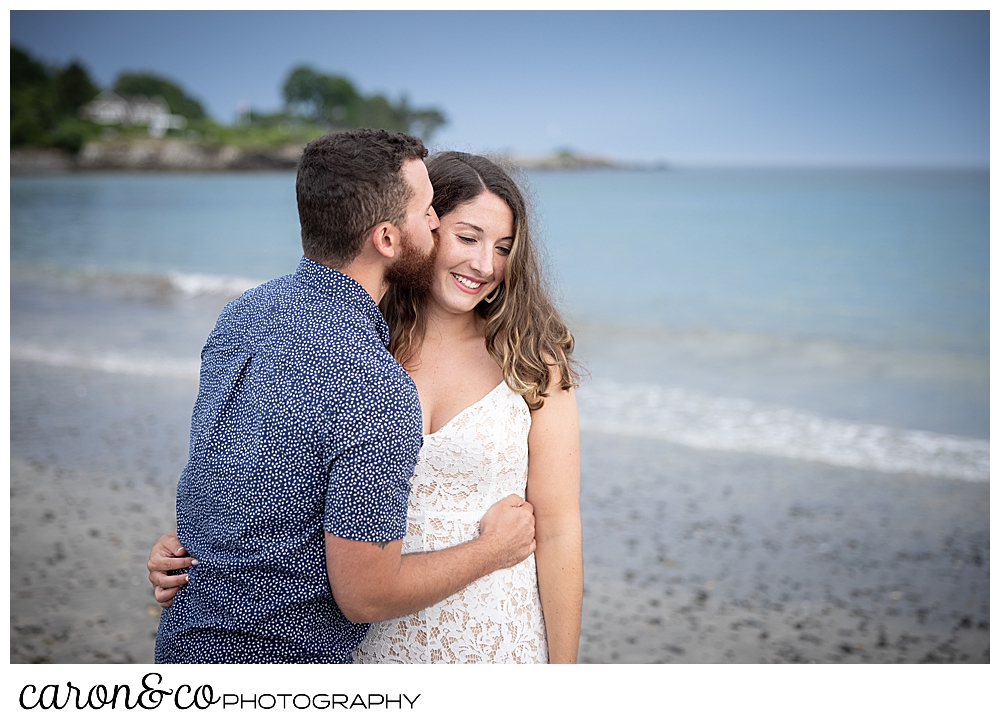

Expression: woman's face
xmin=428 ymin=191 xmax=514 ymax=315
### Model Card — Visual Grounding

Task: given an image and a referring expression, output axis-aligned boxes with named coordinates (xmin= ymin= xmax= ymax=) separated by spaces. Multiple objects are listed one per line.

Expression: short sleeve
xmin=323 ymin=370 xmax=423 ymax=542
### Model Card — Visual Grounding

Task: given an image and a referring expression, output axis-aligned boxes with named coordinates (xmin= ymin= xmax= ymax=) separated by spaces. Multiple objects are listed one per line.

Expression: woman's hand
xmin=147 ymin=532 xmax=197 ymax=608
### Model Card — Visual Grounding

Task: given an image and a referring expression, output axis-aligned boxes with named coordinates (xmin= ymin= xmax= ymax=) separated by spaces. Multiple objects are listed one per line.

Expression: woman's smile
xmin=428 ymin=191 xmax=514 ymax=313
xmin=451 ymin=272 xmax=486 ymax=293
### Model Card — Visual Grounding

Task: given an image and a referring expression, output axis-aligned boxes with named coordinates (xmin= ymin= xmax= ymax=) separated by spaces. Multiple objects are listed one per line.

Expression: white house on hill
xmin=82 ymin=91 xmax=188 ymax=138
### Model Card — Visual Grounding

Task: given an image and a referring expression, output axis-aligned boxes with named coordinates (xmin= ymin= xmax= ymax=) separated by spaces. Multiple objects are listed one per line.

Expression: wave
xmin=570 ymin=321 xmax=989 ymax=385
xmin=166 ymin=271 xmax=262 ymax=298
xmin=10 ymin=345 xmax=199 ymax=380
xmin=12 ymin=344 xmax=988 ymax=483
xmin=12 ymin=264 xmax=263 ymax=300
xmin=577 ymin=381 xmax=989 ymax=483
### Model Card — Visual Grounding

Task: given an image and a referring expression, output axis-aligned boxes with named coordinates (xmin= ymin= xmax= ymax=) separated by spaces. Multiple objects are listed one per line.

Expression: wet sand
xmin=10 ymin=355 xmax=989 ymax=664
xmin=577 ymin=435 xmax=989 ymax=663
xmin=11 ymin=363 xmax=193 ymax=664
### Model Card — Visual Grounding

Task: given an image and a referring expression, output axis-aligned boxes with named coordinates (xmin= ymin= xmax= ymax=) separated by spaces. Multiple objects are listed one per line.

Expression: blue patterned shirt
xmin=155 ymin=257 xmax=423 ymax=664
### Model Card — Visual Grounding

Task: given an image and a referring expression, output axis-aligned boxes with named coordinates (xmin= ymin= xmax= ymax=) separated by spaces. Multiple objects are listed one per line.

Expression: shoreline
xmin=10 ymin=141 xmax=302 ymax=174
xmin=10 ymin=143 xmax=668 ymax=175
xmin=10 ymin=347 xmax=989 ymax=663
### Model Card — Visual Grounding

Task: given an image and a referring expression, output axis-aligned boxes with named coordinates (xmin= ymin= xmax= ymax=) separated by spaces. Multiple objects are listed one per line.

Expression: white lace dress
xmin=352 ymin=382 xmax=548 ymax=664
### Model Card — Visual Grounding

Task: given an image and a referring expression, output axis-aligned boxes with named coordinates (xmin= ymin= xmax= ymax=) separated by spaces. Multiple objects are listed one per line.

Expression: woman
xmin=149 ymin=152 xmax=583 ymax=663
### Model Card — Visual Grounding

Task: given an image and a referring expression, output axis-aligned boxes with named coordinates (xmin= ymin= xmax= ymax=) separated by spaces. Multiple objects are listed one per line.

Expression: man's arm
xmin=325 ymin=493 xmax=535 ymax=623
xmin=147 ymin=494 xmax=535 ymax=619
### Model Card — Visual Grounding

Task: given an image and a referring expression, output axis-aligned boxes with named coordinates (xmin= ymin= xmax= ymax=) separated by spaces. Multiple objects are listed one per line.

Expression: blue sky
xmin=10 ymin=10 xmax=989 ymax=166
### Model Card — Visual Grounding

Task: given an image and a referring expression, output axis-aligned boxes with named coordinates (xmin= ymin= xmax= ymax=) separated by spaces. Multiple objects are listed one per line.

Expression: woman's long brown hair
xmin=379 ymin=151 xmax=579 ymax=409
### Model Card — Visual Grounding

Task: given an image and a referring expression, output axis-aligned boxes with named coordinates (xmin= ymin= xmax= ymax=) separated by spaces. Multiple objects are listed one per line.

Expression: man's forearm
xmin=360 ymin=538 xmax=504 ymax=622
xmin=326 ymin=494 xmax=535 ymax=624
xmin=327 ymin=533 xmax=506 ymax=624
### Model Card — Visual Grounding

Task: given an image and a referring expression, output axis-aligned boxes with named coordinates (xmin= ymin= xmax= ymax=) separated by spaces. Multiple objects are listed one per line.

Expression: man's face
xmin=399 ymin=159 xmax=439 ymax=256
xmin=385 ymin=222 xmax=438 ymax=293
xmin=385 ymin=160 xmax=439 ymax=292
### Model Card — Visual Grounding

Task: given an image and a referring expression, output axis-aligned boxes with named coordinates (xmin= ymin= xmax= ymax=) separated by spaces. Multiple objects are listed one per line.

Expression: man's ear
xmin=368 ymin=221 xmax=401 ymax=260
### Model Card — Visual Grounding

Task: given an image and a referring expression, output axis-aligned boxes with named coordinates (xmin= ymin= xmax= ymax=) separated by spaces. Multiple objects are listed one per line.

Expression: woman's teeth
xmin=453 ymin=274 xmax=482 ymax=290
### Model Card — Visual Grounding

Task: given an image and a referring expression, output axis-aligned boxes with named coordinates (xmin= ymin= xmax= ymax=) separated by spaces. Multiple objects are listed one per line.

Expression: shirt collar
xmin=293 ymin=256 xmax=390 ymax=347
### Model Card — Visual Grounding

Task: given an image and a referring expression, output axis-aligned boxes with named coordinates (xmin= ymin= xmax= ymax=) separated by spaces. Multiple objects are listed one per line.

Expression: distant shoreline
xmin=10 ymin=142 xmax=669 ymax=174
xmin=509 ymin=153 xmax=669 ymax=172
xmin=10 ymin=141 xmax=301 ymax=174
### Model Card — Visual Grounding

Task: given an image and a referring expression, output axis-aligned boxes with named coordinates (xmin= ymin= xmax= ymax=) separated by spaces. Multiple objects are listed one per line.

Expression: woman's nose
xmin=469 ymin=245 xmax=494 ymax=277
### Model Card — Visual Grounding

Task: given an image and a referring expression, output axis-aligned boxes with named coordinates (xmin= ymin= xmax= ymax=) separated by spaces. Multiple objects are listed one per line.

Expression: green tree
xmin=55 ymin=62 xmax=99 ymax=116
xmin=410 ymin=108 xmax=447 ymax=143
xmin=357 ymin=93 xmax=408 ymax=133
xmin=280 ymin=65 xmax=446 ymax=140
xmin=10 ymin=46 xmax=101 ymax=150
xmin=11 ymin=46 xmax=58 ymax=146
xmin=11 ymin=45 xmax=50 ymax=90
xmin=283 ymin=65 xmax=361 ymax=126
xmin=11 ymin=85 xmax=56 ymax=146
xmin=113 ymin=72 xmax=207 ymax=119
xmin=282 ymin=65 xmax=322 ymax=116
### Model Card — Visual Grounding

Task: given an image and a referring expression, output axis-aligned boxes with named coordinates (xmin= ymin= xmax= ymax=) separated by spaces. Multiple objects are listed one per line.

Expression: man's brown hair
xmin=296 ymin=128 xmax=427 ymax=267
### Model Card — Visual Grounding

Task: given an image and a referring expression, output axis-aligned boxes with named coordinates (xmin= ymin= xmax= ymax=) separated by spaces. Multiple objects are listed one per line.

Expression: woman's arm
xmin=526 ymin=377 xmax=583 ymax=664
xmin=147 ymin=532 xmax=197 ymax=608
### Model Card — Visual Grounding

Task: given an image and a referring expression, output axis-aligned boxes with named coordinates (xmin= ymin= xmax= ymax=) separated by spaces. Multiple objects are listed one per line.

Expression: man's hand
xmin=147 ymin=532 xmax=197 ymax=609
xmin=478 ymin=494 xmax=536 ymax=570
xmin=325 ymin=494 xmax=535 ymax=623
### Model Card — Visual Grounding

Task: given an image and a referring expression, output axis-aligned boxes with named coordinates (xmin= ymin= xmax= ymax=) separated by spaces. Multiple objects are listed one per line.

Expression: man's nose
xmin=428 ymin=207 xmax=440 ymax=230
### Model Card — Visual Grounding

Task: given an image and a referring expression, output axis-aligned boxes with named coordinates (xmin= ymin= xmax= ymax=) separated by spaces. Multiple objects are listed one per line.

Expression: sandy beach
xmin=9 ymin=9 xmax=989 ymax=675
xmin=10 ymin=310 xmax=989 ymax=663
xmin=577 ymin=434 xmax=988 ymax=663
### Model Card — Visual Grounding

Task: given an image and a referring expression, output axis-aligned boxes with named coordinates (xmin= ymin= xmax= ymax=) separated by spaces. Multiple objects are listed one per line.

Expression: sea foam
xmin=577 ymin=381 xmax=989 ymax=483
xmin=166 ymin=272 xmax=262 ymax=298
xmin=11 ymin=345 xmax=200 ymax=380
xmin=10 ymin=344 xmax=989 ymax=483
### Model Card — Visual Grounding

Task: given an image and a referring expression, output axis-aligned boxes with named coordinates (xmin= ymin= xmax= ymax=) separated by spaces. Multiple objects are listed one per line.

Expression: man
xmin=152 ymin=129 xmax=535 ymax=663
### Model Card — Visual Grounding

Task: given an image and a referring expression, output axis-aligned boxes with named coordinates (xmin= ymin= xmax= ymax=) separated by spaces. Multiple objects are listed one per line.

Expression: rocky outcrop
xmin=10 ymin=148 xmax=75 ymax=174
xmin=513 ymin=153 xmax=620 ymax=170
xmin=76 ymin=140 xmax=304 ymax=170
xmin=510 ymin=153 xmax=668 ymax=172
xmin=11 ymin=140 xmax=305 ymax=173
xmin=12 ymin=142 xmax=666 ymax=174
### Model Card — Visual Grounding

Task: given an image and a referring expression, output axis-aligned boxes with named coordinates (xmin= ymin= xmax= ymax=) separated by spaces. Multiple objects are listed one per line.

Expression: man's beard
xmin=384 ymin=227 xmax=437 ymax=294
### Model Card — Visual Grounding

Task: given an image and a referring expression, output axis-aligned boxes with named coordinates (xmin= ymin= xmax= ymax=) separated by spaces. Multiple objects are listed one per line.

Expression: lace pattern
xmin=352 ymin=383 xmax=548 ymax=664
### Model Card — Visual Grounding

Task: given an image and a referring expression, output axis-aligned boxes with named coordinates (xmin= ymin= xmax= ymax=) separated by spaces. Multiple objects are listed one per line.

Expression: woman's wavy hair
xmin=380 ymin=151 xmax=579 ymax=409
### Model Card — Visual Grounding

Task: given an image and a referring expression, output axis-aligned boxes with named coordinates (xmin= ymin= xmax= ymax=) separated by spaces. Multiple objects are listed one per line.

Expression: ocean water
xmin=10 ymin=168 xmax=989 ymax=482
